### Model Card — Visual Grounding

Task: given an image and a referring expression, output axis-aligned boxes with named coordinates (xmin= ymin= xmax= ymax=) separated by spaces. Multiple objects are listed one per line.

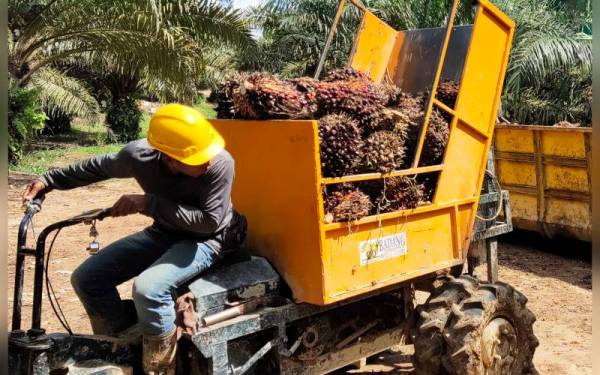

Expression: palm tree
xmin=247 ymin=0 xmax=363 ymax=77
xmin=495 ymin=0 xmax=591 ymax=124
xmin=8 ymin=0 xmax=255 ymax=118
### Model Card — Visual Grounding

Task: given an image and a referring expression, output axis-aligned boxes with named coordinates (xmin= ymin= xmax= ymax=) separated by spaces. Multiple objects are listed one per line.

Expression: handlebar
xmin=14 ymin=201 xmax=113 ymax=333
xmin=23 ymin=194 xmax=46 ymax=216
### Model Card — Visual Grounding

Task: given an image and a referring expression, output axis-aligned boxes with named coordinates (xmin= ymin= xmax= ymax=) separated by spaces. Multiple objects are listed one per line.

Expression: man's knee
xmin=70 ymin=265 xmax=88 ymax=295
xmin=71 ymin=262 xmax=114 ymax=297
xmin=132 ymin=271 xmax=172 ymax=307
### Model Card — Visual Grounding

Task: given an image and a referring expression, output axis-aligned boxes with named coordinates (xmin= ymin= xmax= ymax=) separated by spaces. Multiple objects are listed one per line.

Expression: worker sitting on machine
xmin=22 ymin=104 xmax=247 ymax=374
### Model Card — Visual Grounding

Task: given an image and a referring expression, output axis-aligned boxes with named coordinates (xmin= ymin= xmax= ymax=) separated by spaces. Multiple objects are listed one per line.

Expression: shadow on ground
xmin=498 ymin=230 xmax=591 ymax=290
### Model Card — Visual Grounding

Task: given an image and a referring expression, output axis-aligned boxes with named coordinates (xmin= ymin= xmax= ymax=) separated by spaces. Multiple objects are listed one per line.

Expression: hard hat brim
xmin=152 ymin=132 xmax=226 ymax=166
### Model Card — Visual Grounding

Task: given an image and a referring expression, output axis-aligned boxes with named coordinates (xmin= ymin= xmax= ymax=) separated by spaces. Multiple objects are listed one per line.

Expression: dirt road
xmin=7 ymin=174 xmax=591 ymax=374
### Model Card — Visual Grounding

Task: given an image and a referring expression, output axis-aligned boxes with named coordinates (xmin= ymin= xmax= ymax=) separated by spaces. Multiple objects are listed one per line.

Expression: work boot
xmin=88 ymin=314 xmax=117 ymax=335
xmin=142 ymin=329 xmax=177 ymax=375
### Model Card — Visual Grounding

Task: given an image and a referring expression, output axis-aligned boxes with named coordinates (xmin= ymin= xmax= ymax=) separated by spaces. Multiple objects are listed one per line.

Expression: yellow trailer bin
xmin=214 ymin=0 xmax=515 ymax=305
xmin=494 ymin=124 xmax=592 ymax=241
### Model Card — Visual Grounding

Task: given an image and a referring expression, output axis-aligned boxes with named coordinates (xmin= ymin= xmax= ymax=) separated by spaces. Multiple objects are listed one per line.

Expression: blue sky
xmin=232 ymin=0 xmax=260 ymax=9
xmin=231 ymin=0 xmax=263 ymax=38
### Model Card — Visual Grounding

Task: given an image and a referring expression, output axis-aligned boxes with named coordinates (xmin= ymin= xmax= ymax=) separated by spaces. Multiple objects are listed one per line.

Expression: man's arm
xmin=22 ymin=144 xmax=136 ymax=203
xmin=40 ymin=147 xmax=135 ymax=190
xmin=143 ymin=158 xmax=234 ymax=235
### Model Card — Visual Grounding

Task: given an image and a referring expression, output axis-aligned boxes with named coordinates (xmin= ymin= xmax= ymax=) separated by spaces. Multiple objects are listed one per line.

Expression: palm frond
xmin=28 ymin=66 xmax=100 ymax=118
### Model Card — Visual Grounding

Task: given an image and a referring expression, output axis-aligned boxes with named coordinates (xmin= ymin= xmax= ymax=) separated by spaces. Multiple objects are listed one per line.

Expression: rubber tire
xmin=412 ymin=275 xmax=480 ymax=375
xmin=442 ymin=281 xmax=538 ymax=375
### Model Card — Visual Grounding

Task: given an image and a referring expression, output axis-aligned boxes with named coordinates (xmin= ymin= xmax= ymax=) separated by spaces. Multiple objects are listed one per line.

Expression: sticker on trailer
xmin=359 ymin=233 xmax=407 ymax=265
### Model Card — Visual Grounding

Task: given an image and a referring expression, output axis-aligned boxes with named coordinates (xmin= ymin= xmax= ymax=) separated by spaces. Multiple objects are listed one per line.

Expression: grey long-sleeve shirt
xmin=40 ymin=139 xmax=234 ymax=240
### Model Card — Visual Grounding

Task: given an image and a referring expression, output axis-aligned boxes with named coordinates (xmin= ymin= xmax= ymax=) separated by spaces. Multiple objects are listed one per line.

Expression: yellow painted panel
xmin=458 ymin=204 xmax=475 ymax=251
xmin=546 ymin=198 xmax=591 ymax=229
xmin=494 ymin=128 xmax=534 ymax=153
xmin=436 ymin=121 xmax=486 ymax=203
xmin=541 ymin=131 xmax=586 ymax=157
xmin=545 ymin=165 xmax=589 ymax=193
xmin=496 ymin=160 xmax=536 ymax=187
xmin=322 ymin=209 xmax=458 ymax=303
xmin=456 ymin=7 xmax=511 ymax=133
xmin=510 ymin=193 xmax=538 ymax=222
xmin=349 ymin=11 xmax=398 ymax=83
xmin=212 ymin=120 xmax=326 ymax=304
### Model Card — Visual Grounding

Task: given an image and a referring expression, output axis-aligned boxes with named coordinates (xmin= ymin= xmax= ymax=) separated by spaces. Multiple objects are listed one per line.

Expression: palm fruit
xmin=362 ymin=108 xmax=411 ymax=135
xmin=323 ymin=185 xmax=372 ymax=223
xmin=419 ymin=173 xmax=439 ymax=203
xmin=318 ymin=113 xmax=363 ymax=177
xmin=316 ymin=79 xmax=387 ymax=122
xmin=420 ymin=109 xmax=450 ymax=166
xmin=289 ymin=76 xmax=320 ymax=115
xmin=377 ymin=83 xmax=403 ymax=107
xmin=360 ymin=176 xmax=425 ymax=214
xmin=436 ymin=80 xmax=459 ymax=108
xmin=359 ymin=130 xmax=406 ymax=173
xmin=396 ymin=92 xmax=450 ymax=167
xmin=323 ymin=67 xmax=371 ymax=82
xmin=239 ymin=73 xmax=312 ymax=119
xmin=210 ymin=76 xmax=245 ymax=119
xmin=378 ymin=177 xmax=425 ymax=212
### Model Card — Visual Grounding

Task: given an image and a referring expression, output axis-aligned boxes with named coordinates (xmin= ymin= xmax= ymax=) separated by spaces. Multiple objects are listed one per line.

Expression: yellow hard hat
xmin=147 ymin=103 xmax=225 ymax=166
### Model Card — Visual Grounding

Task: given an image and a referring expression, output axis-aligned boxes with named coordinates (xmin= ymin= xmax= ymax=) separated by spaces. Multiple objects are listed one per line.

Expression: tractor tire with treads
xmin=442 ymin=281 xmax=538 ymax=375
xmin=412 ymin=275 xmax=480 ymax=375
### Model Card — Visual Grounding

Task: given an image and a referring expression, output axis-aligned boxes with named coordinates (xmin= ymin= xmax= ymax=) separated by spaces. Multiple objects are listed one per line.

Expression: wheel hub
xmin=481 ymin=317 xmax=517 ymax=373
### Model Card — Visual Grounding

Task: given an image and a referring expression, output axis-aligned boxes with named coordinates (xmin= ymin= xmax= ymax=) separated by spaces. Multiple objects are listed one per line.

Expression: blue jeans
xmin=70 ymin=227 xmax=222 ymax=336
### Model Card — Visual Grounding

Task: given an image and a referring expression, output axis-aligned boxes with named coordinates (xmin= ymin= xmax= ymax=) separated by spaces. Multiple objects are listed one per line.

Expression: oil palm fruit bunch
xmin=436 ymin=80 xmax=459 ymax=108
xmin=323 ymin=67 xmax=371 ymax=82
xmin=365 ymin=177 xmax=425 ymax=213
xmin=318 ymin=113 xmax=363 ymax=177
xmin=316 ymin=79 xmax=387 ymax=121
xmin=363 ymin=108 xmax=410 ymax=135
xmin=239 ymin=73 xmax=312 ymax=119
xmin=324 ymin=185 xmax=372 ymax=223
xmin=289 ymin=77 xmax=321 ymax=114
xmin=209 ymin=76 xmax=244 ymax=119
xmin=377 ymin=83 xmax=403 ymax=107
xmin=422 ymin=174 xmax=438 ymax=203
xmin=360 ymin=130 xmax=406 ymax=173
xmin=420 ymin=109 xmax=450 ymax=166
xmin=380 ymin=176 xmax=425 ymax=211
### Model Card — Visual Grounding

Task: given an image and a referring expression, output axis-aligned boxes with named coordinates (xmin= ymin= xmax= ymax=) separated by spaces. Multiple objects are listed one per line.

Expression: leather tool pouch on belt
xmin=220 ymin=210 xmax=248 ymax=252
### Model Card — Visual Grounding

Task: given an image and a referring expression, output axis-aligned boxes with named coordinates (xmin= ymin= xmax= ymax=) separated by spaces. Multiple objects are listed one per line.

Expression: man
xmin=22 ymin=104 xmax=246 ymax=374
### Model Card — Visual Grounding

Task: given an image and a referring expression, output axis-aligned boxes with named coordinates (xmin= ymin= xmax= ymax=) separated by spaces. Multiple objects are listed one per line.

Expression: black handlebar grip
xmin=32 ymin=194 xmax=46 ymax=206
xmin=95 ymin=208 xmax=113 ymax=221
xmin=24 ymin=194 xmax=46 ymax=215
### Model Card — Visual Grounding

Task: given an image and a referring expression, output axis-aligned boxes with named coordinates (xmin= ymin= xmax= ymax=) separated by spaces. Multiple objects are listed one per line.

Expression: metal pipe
xmin=11 ymin=213 xmax=32 ymax=331
xmin=30 ymin=217 xmax=94 ymax=331
xmin=233 ymin=339 xmax=276 ymax=375
xmin=313 ymin=0 xmax=347 ymax=80
xmin=201 ymin=296 xmax=281 ymax=327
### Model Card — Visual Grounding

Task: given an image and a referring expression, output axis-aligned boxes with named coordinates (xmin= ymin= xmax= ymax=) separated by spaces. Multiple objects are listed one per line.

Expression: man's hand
xmin=111 ymin=194 xmax=148 ymax=217
xmin=22 ymin=179 xmax=47 ymax=204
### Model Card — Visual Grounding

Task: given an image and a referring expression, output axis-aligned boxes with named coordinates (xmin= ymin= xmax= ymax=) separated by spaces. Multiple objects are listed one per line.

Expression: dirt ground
xmin=7 ymin=173 xmax=591 ymax=374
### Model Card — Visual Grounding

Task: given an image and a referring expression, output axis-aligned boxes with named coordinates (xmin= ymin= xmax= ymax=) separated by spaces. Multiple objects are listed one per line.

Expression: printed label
xmin=359 ymin=233 xmax=407 ymax=265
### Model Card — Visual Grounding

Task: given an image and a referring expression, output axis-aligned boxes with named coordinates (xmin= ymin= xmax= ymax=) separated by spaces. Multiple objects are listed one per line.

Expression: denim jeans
xmin=70 ymin=227 xmax=222 ymax=336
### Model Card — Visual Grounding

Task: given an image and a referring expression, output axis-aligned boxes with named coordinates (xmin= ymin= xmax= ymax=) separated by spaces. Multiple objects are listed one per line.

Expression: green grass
xmin=10 ymin=144 xmax=123 ymax=175
xmin=10 ymin=98 xmax=218 ymax=176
